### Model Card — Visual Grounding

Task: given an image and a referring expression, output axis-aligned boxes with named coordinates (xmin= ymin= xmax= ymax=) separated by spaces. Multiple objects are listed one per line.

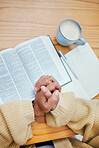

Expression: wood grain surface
xmin=0 ymin=0 xmax=99 ymax=145
xmin=0 ymin=0 xmax=99 ymax=56
xmin=25 ymin=120 xmax=76 ymax=145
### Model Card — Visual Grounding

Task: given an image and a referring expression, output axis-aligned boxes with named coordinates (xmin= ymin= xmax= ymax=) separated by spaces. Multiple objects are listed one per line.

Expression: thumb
xmin=41 ymin=86 xmax=52 ymax=99
xmin=46 ymin=90 xmax=59 ymax=111
xmin=52 ymin=90 xmax=59 ymax=98
xmin=52 ymin=90 xmax=59 ymax=99
xmin=51 ymin=90 xmax=59 ymax=110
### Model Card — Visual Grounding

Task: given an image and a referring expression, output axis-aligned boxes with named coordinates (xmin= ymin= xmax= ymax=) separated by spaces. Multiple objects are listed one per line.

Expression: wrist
xmin=32 ymin=101 xmax=37 ymax=120
xmin=32 ymin=100 xmax=44 ymax=119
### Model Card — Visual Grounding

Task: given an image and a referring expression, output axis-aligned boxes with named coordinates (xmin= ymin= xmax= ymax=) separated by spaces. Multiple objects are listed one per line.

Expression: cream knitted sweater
xmin=0 ymin=92 xmax=99 ymax=148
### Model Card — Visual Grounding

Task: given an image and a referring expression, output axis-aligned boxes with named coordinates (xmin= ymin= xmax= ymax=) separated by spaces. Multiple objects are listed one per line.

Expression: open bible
xmin=0 ymin=36 xmax=71 ymax=104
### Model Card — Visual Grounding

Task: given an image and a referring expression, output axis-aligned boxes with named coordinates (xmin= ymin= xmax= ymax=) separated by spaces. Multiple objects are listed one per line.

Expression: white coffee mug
xmin=56 ymin=19 xmax=86 ymax=46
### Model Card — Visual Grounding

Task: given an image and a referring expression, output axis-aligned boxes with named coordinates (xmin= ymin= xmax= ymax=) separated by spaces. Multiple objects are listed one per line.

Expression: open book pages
xmin=62 ymin=42 xmax=99 ymax=99
xmin=0 ymin=36 xmax=71 ymax=104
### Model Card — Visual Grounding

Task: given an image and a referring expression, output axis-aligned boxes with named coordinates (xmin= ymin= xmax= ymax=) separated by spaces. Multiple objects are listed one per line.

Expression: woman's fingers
xmin=34 ymin=75 xmax=51 ymax=92
xmin=47 ymin=81 xmax=61 ymax=92
xmin=34 ymin=75 xmax=61 ymax=92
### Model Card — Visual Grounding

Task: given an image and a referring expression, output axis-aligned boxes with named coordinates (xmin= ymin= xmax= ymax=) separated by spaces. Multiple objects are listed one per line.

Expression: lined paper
xmin=65 ymin=42 xmax=99 ymax=99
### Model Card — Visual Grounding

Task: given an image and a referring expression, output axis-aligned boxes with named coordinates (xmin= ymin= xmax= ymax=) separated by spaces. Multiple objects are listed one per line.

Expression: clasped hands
xmin=33 ymin=75 xmax=61 ymax=121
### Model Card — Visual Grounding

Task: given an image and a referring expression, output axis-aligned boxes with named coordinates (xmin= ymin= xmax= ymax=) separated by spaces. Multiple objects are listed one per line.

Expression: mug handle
xmin=74 ymin=37 xmax=86 ymax=45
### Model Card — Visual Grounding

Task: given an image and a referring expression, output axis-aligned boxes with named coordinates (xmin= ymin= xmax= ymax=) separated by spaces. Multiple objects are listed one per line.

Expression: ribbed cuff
xmin=19 ymin=100 xmax=35 ymax=123
xmin=0 ymin=100 xmax=35 ymax=144
xmin=46 ymin=92 xmax=76 ymax=127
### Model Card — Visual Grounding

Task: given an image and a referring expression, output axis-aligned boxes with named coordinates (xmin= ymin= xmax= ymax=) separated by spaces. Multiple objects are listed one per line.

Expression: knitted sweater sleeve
xmin=0 ymin=100 xmax=34 ymax=147
xmin=46 ymin=92 xmax=99 ymax=142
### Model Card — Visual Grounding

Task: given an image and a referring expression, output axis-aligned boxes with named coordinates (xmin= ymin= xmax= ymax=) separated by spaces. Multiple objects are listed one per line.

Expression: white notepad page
xmin=65 ymin=42 xmax=99 ymax=99
xmin=61 ymin=57 xmax=90 ymax=100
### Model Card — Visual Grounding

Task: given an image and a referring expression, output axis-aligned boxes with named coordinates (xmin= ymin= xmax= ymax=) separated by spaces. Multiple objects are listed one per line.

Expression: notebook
xmin=61 ymin=42 xmax=99 ymax=99
xmin=0 ymin=36 xmax=71 ymax=105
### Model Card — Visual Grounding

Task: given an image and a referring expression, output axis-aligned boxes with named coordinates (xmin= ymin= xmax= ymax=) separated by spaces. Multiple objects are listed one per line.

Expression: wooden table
xmin=24 ymin=37 xmax=99 ymax=145
xmin=0 ymin=0 xmax=99 ymax=145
